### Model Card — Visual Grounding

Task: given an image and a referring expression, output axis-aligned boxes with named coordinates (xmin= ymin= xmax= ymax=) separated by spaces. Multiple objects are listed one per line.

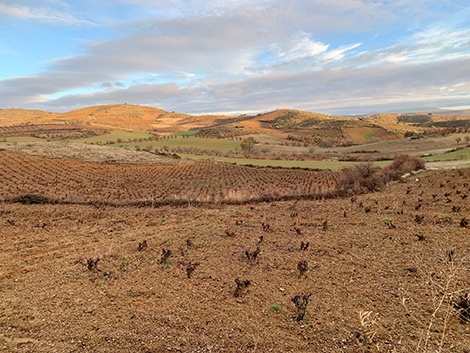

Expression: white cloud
xmin=351 ymin=23 xmax=470 ymax=67
xmin=274 ymin=33 xmax=329 ymax=62
xmin=16 ymin=55 xmax=470 ymax=115
xmin=320 ymin=43 xmax=361 ymax=64
xmin=1 ymin=0 xmax=470 ymax=115
xmin=0 ymin=3 xmax=96 ymax=25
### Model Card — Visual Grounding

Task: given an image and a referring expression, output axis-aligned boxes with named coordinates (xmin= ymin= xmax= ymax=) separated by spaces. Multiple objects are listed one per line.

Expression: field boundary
xmin=4 ymin=189 xmax=348 ymax=208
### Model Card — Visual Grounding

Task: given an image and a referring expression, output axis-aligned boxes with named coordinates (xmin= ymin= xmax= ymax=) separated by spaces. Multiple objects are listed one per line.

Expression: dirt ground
xmin=1 ymin=168 xmax=470 ymax=352
xmin=342 ymin=127 xmax=399 ymax=144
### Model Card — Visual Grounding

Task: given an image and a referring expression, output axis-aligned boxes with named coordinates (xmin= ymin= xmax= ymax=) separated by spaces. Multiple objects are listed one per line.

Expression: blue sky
xmin=1 ymin=0 xmax=470 ymax=115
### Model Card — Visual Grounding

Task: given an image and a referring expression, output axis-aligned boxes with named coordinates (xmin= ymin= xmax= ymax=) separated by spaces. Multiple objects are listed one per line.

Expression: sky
xmin=1 ymin=0 xmax=470 ymax=116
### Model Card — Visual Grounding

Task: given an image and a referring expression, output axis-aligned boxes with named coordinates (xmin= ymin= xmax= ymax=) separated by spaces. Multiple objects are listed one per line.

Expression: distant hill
xmin=363 ymin=112 xmax=470 ymax=130
xmin=0 ymin=108 xmax=54 ymax=126
xmin=0 ymin=104 xmax=239 ymax=132
xmin=1 ymin=105 xmax=469 ymax=133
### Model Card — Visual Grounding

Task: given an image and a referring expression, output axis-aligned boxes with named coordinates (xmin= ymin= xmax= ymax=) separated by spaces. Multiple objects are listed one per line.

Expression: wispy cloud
xmin=351 ymin=23 xmax=470 ymax=67
xmin=0 ymin=3 xmax=96 ymax=26
xmin=272 ymin=33 xmax=329 ymax=62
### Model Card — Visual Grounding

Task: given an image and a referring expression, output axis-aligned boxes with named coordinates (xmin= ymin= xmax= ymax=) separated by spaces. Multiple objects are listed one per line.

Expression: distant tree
xmin=465 ymin=136 xmax=470 ymax=144
xmin=240 ymin=137 xmax=257 ymax=157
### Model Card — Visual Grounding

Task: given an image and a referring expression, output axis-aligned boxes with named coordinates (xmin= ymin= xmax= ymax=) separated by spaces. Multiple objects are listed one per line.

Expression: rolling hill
xmin=0 ymin=104 xmax=240 ymax=132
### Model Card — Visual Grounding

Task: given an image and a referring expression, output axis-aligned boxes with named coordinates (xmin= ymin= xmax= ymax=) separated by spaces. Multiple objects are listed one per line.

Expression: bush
xmin=12 ymin=194 xmax=53 ymax=204
xmin=240 ymin=137 xmax=257 ymax=157
xmin=337 ymin=163 xmax=385 ymax=195
xmin=382 ymin=154 xmax=425 ymax=181
xmin=318 ymin=140 xmax=333 ymax=148
xmin=337 ymin=155 xmax=425 ymax=195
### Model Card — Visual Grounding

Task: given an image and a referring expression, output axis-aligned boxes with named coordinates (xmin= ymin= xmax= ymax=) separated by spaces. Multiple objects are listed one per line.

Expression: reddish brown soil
xmin=0 ymin=152 xmax=338 ymax=204
xmin=1 ymin=168 xmax=470 ymax=352
xmin=343 ymin=127 xmax=400 ymax=144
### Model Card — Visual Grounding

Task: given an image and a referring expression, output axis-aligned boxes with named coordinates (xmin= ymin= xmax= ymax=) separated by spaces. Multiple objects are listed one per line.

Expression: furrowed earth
xmin=1 ymin=167 xmax=470 ymax=352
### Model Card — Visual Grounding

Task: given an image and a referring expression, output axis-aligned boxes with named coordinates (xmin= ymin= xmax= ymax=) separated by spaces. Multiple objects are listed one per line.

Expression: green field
xmin=72 ymin=130 xmax=155 ymax=143
xmin=176 ymin=130 xmax=200 ymax=136
xmin=177 ymin=154 xmax=392 ymax=170
xmin=423 ymin=148 xmax=470 ymax=161
xmin=0 ymin=136 xmax=45 ymax=143
xmin=0 ymin=131 xmax=156 ymax=144
xmin=110 ymin=137 xmax=240 ymax=152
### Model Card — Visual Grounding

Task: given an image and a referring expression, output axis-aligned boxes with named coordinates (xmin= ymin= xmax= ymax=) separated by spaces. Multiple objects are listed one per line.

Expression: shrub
xmin=12 ymin=194 xmax=53 ymax=204
xmin=382 ymin=154 xmax=425 ymax=181
xmin=337 ymin=163 xmax=385 ymax=194
xmin=318 ymin=140 xmax=332 ymax=148
xmin=337 ymin=155 xmax=425 ymax=196
xmin=240 ymin=137 xmax=257 ymax=157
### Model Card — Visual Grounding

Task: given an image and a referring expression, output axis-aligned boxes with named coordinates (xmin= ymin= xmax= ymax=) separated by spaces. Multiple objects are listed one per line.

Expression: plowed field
xmin=0 ymin=152 xmax=338 ymax=204
xmin=1 ymin=168 xmax=470 ymax=352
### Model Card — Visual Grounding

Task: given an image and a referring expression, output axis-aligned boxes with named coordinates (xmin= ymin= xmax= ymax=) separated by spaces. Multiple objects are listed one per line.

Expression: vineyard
xmin=0 ymin=151 xmax=339 ymax=204
xmin=1 ymin=167 xmax=470 ymax=352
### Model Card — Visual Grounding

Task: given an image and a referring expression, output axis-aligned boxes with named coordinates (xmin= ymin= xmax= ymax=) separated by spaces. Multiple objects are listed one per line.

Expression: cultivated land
xmin=2 ymin=104 xmax=470 ymax=352
xmin=1 ymin=168 xmax=470 ymax=352
xmin=109 ymin=137 xmax=240 ymax=152
xmin=0 ymin=150 xmax=338 ymax=204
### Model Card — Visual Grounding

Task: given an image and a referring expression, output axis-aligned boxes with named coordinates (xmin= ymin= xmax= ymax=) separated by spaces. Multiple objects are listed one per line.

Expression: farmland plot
xmin=0 ymin=152 xmax=339 ymax=204
xmin=1 ymin=168 xmax=470 ymax=352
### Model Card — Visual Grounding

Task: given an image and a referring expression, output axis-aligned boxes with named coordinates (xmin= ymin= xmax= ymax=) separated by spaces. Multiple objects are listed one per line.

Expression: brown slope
xmin=0 ymin=108 xmax=54 ymax=126
xmin=0 ymin=104 xmax=241 ymax=132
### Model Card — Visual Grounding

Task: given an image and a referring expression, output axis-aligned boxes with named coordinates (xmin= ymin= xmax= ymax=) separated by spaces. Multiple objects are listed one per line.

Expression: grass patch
xmin=176 ymin=130 xmax=200 ymax=136
xmin=0 ymin=136 xmax=45 ymax=143
xmin=423 ymin=148 xmax=470 ymax=162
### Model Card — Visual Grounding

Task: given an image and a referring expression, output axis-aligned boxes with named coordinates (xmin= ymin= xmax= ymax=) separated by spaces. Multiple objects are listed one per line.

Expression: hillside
xmin=364 ymin=112 xmax=470 ymax=130
xmin=0 ymin=108 xmax=54 ymax=126
xmin=0 ymin=105 xmax=239 ymax=132
xmin=2 ymin=106 xmax=470 ymax=152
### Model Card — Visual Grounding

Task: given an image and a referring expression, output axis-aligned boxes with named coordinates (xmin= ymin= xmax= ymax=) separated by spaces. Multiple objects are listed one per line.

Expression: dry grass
xmin=1 ymin=142 xmax=177 ymax=164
